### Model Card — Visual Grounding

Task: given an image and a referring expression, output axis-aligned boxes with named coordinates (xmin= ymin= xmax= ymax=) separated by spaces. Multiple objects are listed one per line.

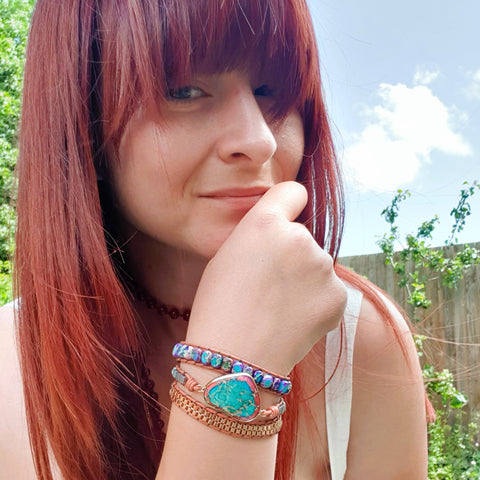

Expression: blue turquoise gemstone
xmin=260 ymin=374 xmax=274 ymax=389
xmin=204 ymin=373 xmax=260 ymax=421
xmin=172 ymin=343 xmax=180 ymax=357
xmin=232 ymin=361 xmax=244 ymax=373
xmin=221 ymin=357 xmax=233 ymax=372
xmin=253 ymin=370 xmax=263 ymax=384
xmin=201 ymin=350 xmax=213 ymax=365
xmin=243 ymin=365 xmax=254 ymax=376
xmin=211 ymin=353 xmax=223 ymax=368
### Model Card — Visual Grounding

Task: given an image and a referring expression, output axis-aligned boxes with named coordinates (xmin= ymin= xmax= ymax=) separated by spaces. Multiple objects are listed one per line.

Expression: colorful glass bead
xmin=253 ymin=370 xmax=263 ymax=384
xmin=174 ymin=343 xmax=187 ymax=358
xmin=181 ymin=344 xmax=191 ymax=359
xmin=192 ymin=347 xmax=202 ymax=362
xmin=232 ymin=361 xmax=244 ymax=373
xmin=201 ymin=350 xmax=213 ymax=365
xmin=243 ymin=365 xmax=254 ymax=376
xmin=183 ymin=345 xmax=194 ymax=360
xmin=221 ymin=357 xmax=233 ymax=372
xmin=277 ymin=379 xmax=292 ymax=395
xmin=210 ymin=353 xmax=223 ymax=368
xmin=272 ymin=377 xmax=282 ymax=392
xmin=260 ymin=374 xmax=274 ymax=389
xmin=203 ymin=373 xmax=260 ymax=421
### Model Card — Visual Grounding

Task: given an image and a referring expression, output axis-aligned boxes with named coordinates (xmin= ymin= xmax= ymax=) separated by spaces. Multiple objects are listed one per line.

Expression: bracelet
xmin=169 ymin=382 xmax=283 ymax=438
xmin=171 ymin=366 xmax=286 ymax=422
xmin=172 ymin=342 xmax=292 ymax=395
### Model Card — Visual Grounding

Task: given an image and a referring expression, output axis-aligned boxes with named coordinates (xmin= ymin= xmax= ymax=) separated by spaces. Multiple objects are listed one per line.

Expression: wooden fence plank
xmin=339 ymin=242 xmax=480 ymax=416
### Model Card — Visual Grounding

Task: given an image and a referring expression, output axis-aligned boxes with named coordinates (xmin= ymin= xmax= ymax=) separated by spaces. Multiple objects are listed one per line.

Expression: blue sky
xmin=307 ymin=0 xmax=480 ymax=257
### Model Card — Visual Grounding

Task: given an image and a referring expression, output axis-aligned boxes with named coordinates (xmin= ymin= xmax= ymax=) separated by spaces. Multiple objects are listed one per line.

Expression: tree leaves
xmin=0 ymin=0 xmax=34 ymax=303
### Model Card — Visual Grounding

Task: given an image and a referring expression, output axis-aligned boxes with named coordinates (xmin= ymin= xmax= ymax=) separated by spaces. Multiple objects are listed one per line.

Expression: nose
xmin=215 ymin=86 xmax=277 ymax=165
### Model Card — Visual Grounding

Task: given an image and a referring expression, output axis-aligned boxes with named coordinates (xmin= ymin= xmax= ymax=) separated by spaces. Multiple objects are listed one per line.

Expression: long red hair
xmin=15 ymin=1 xmax=420 ymax=479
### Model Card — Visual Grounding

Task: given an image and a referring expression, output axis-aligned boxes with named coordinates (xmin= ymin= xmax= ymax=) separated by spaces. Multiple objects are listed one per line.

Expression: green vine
xmin=378 ymin=181 xmax=480 ymax=478
xmin=378 ymin=181 xmax=480 ymax=311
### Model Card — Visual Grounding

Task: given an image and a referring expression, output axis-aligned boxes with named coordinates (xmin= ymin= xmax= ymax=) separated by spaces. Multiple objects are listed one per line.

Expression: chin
xmin=188 ymin=228 xmax=235 ymax=262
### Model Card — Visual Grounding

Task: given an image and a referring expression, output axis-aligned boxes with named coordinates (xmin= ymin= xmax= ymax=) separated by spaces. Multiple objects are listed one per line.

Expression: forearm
xmin=157 ymin=400 xmax=278 ymax=479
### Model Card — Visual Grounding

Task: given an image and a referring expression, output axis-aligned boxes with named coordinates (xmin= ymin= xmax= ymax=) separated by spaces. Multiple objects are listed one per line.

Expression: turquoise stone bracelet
xmin=171 ymin=366 xmax=287 ymax=422
xmin=170 ymin=383 xmax=283 ymax=438
xmin=172 ymin=342 xmax=292 ymax=395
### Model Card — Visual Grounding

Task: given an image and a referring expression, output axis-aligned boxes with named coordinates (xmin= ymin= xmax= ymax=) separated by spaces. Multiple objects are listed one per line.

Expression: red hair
xmin=15 ymin=1 xmax=421 ymax=479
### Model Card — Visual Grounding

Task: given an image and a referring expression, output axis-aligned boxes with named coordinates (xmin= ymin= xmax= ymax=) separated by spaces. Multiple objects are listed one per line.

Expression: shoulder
xmin=346 ymin=289 xmax=428 ymax=479
xmin=0 ymin=301 xmax=37 ymax=478
xmin=354 ymin=290 xmax=416 ymax=372
xmin=0 ymin=301 xmax=24 ymax=415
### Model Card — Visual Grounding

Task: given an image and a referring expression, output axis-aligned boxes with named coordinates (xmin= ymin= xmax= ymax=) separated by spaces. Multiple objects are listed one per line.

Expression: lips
xmin=200 ymin=186 xmax=271 ymax=198
xmin=199 ymin=186 xmax=271 ymax=210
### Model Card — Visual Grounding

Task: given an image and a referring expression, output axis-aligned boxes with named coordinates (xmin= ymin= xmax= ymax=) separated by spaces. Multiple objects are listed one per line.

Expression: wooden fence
xmin=339 ymin=242 xmax=480 ymax=416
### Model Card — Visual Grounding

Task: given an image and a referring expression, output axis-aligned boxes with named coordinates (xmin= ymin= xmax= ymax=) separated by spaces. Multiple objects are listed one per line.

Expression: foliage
xmin=423 ymin=363 xmax=468 ymax=410
xmin=378 ymin=181 xmax=480 ymax=478
xmin=0 ymin=0 xmax=35 ymax=304
xmin=428 ymin=410 xmax=480 ymax=480
xmin=378 ymin=181 xmax=480 ymax=312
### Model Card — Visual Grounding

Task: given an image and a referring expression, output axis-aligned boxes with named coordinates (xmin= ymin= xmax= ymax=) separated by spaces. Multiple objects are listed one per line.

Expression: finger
xmin=252 ymin=181 xmax=308 ymax=222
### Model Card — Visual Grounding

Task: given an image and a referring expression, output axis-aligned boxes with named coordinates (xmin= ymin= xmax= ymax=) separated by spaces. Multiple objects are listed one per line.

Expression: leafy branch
xmin=378 ymin=182 xmax=480 ymax=403
xmin=377 ymin=181 xmax=480 ymax=310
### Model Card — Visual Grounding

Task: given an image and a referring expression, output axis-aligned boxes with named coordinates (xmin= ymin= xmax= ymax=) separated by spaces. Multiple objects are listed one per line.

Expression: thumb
xmin=250 ymin=181 xmax=308 ymax=222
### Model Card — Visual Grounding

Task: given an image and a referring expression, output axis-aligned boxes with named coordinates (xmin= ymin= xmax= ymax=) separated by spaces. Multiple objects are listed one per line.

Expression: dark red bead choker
xmin=135 ymin=287 xmax=191 ymax=321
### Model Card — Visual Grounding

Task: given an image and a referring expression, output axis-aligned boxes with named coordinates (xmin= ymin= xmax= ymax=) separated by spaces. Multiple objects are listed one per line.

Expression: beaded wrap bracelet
xmin=169 ymin=382 xmax=283 ymax=438
xmin=171 ymin=366 xmax=286 ymax=422
xmin=172 ymin=342 xmax=292 ymax=395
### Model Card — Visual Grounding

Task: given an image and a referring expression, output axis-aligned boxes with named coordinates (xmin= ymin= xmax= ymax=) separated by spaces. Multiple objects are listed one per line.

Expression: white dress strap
xmin=325 ymin=285 xmax=363 ymax=480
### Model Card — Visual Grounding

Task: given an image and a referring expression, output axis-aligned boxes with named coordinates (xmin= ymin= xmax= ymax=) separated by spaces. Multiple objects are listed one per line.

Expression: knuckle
xmin=288 ymin=223 xmax=313 ymax=248
xmin=251 ymin=210 xmax=281 ymax=230
xmin=320 ymin=251 xmax=334 ymax=270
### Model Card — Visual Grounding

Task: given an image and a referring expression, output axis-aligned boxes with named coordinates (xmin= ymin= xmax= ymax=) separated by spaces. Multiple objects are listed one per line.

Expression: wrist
xmin=173 ymin=342 xmax=292 ymax=395
xmin=176 ymin=362 xmax=284 ymax=423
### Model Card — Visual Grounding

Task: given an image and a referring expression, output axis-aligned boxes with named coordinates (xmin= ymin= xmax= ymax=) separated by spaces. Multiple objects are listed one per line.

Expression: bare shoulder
xmin=353 ymin=292 xmax=419 ymax=374
xmin=0 ymin=301 xmax=37 ymax=478
xmin=346 ymin=291 xmax=428 ymax=480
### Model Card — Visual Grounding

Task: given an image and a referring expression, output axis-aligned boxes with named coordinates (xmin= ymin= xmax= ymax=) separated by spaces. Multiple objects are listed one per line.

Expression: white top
xmin=325 ymin=285 xmax=363 ymax=480
xmin=2 ymin=289 xmax=364 ymax=479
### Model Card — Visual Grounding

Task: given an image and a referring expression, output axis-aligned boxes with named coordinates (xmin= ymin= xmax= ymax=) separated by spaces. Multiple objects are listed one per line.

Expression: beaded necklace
xmin=135 ymin=289 xmax=191 ymax=448
xmin=135 ymin=287 xmax=191 ymax=321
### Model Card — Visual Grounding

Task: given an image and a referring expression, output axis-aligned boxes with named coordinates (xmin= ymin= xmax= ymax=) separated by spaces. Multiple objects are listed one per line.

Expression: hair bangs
xmin=97 ymin=0 xmax=321 ymax=147
xmin=160 ymin=0 xmax=318 ymax=119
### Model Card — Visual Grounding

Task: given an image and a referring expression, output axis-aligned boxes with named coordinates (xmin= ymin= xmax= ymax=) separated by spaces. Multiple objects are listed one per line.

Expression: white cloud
xmin=465 ymin=68 xmax=480 ymax=100
xmin=344 ymin=83 xmax=472 ymax=192
xmin=413 ymin=67 xmax=440 ymax=86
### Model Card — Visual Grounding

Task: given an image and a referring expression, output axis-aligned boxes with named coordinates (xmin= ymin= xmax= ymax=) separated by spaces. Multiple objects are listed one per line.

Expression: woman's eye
xmin=254 ymin=84 xmax=275 ymax=97
xmin=168 ymin=86 xmax=206 ymax=101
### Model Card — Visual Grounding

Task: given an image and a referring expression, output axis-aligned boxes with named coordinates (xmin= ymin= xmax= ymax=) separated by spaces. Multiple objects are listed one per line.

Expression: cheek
xmin=277 ymin=112 xmax=305 ymax=177
xmin=114 ymin=120 xmax=180 ymax=199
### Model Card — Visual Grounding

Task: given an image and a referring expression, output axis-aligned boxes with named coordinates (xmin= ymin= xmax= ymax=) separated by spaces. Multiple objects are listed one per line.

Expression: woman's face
xmin=110 ymin=70 xmax=304 ymax=261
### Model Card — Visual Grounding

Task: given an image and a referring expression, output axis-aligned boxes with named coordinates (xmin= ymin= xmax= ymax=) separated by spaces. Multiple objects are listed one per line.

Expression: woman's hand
xmin=186 ymin=181 xmax=347 ymax=375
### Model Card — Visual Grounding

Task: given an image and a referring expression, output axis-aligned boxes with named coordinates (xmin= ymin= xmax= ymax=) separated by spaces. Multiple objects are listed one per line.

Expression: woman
xmin=0 ymin=0 xmax=429 ymax=478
